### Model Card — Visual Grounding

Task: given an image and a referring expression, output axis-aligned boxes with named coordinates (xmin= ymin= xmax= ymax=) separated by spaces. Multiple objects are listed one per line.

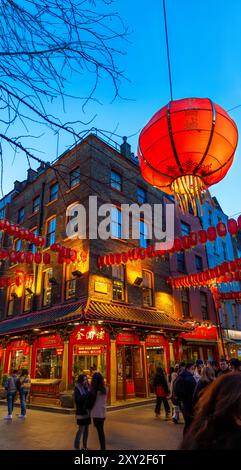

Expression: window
xmin=7 ymin=285 xmax=16 ymax=317
xmin=137 ymin=186 xmax=147 ymax=204
xmin=181 ymin=221 xmax=190 ymax=236
xmin=181 ymin=289 xmax=190 ymax=318
xmin=49 ymin=182 xmax=59 ymax=202
xmin=111 ymin=170 xmax=122 ymax=192
xmin=29 ymin=228 xmax=37 ymax=254
xmin=177 ymin=252 xmax=186 ymax=273
xmin=140 ymin=220 xmax=149 ymax=248
xmin=232 ymin=304 xmax=239 ymax=330
xmin=23 ymin=288 xmax=33 ymax=313
xmin=222 ymin=241 xmax=227 ymax=261
xmin=35 ymin=348 xmax=63 ymax=379
xmin=46 ymin=217 xmax=56 ymax=247
xmin=42 ymin=269 xmax=53 ymax=306
xmin=111 ymin=207 xmax=122 ymax=239
xmin=15 ymin=239 xmax=21 ymax=252
xmin=18 ymin=207 xmax=24 ymax=224
xmin=222 ymin=302 xmax=229 ymax=329
xmin=208 ymin=211 xmax=212 ymax=226
xmin=195 ymin=255 xmax=203 ymax=272
xmin=200 ymin=292 xmax=209 ymax=320
xmin=70 ymin=167 xmax=80 ymax=188
xmin=32 ymin=195 xmax=40 ymax=213
xmin=65 ymin=264 xmax=76 ymax=300
xmin=142 ymin=270 xmax=153 ymax=307
xmin=112 ymin=265 xmax=125 ymax=301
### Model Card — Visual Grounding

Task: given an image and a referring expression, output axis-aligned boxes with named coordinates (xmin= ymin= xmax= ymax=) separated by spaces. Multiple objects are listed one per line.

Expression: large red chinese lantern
xmin=138 ymin=98 xmax=238 ymax=214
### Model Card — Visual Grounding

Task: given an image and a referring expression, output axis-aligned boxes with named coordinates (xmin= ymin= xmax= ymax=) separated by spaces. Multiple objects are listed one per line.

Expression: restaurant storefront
xmin=223 ymin=329 xmax=241 ymax=359
xmin=145 ymin=334 xmax=169 ymax=393
xmin=180 ymin=326 xmax=219 ymax=362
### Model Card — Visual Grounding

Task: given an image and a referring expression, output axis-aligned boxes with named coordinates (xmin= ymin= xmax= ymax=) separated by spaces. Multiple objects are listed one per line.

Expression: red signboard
xmin=8 ymin=340 xmax=29 ymax=352
xmin=146 ymin=335 xmax=167 ymax=347
xmin=116 ymin=332 xmax=140 ymax=345
xmin=36 ymin=334 xmax=63 ymax=349
xmin=180 ymin=326 xmax=218 ymax=341
xmin=72 ymin=326 xmax=106 ymax=344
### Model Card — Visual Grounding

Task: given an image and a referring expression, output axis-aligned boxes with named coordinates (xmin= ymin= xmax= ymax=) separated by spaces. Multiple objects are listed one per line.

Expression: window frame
xmin=49 ymin=182 xmax=59 ymax=202
xmin=112 ymin=265 xmax=125 ymax=302
xmin=45 ymin=217 xmax=56 ymax=247
xmin=200 ymin=291 xmax=209 ymax=320
xmin=137 ymin=186 xmax=147 ymax=204
xmin=195 ymin=255 xmax=203 ymax=272
xmin=42 ymin=268 xmax=53 ymax=307
xmin=69 ymin=167 xmax=80 ymax=189
xmin=180 ymin=221 xmax=191 ymax=236
xmin=32 ymin=195 xmax=40 ymax=213
xmin=142 ymin=270 xmax=153 ymax=307
xmin=110 ymin=170 xmax=122 ymax=192
xmin=111 ymin=206 xmax=122 ymax=239
xmin=18 ymin=207 xmax=25 ymax=224
xmin=181 ymin=288 xmax=191 ymax=318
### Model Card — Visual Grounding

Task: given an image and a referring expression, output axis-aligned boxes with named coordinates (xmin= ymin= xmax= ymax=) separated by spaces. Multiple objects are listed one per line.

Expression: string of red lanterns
xmin=167 ymin=258 xmax=241 ymax=289
xmin=0 ymin=272 xmax=34 ymax=288
xmin=97 ymin=216 xmax=241 ymax=268
xmin=0 ymin=219 xmax=45 ymax=247
xmin=50 ymin=243 xmax=77 ymax=264
xmin=0 ymin=249 xmax=51 ymax=265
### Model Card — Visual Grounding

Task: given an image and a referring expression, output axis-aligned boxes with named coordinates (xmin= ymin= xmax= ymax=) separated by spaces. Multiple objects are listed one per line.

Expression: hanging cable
xmin=163 ymin=0 xmax=173 ymax=101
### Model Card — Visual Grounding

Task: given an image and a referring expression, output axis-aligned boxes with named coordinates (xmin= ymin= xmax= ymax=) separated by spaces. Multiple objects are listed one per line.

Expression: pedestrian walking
xmin=3 ymin=369 xmax=18 ymax=420
xmin=181 ymin=373 xmax=241 ymax=449
xmin=173 ymin=362 xmax=196 ymax=434
xmin=168 ymin=364 xmax=180 ymax=424
xmin=194 ymin=359 xmax=204 ymax=383
xmin=74 ymin=374 xmax=91 ymax=450
xmin=17 ymin=369 xmax=31 ymax=418
xmin=90 ymin=372 xmax=107 ymax=450
xmin=153 ymin=367 xmax=170 ymax=420
xmin=210 ymin=360 xmax=219 ymax=377
xmin=229 ymin=358 xmax=241 ymax=372
xmin=192 ymin=365 xmax=215 ymax=406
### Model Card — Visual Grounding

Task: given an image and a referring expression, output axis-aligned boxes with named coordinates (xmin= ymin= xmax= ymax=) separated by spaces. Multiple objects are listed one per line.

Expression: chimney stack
xmin=120 ymin=136 xmax=131 ymax=160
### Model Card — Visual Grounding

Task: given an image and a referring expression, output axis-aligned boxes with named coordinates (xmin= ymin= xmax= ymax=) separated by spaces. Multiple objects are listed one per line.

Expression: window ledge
xmin=45 ymin=198 xmax=58 ymax=207
xmin=65 ymin=183 xmax=80 ymax=194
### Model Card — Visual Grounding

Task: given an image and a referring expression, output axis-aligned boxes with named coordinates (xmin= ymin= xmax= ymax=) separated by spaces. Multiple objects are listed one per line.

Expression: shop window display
xmin=35 ymin=348 xmax=63 ymax=379
xmin=11 ymin=350 xmax=29 ymax=371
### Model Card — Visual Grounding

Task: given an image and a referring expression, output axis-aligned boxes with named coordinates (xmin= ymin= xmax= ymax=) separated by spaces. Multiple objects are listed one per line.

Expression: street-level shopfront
xmin=1 ymin=325 xmax=178 ymax=404
xmin=179 ymin=325 xmax=219 ymax=362
xmin=223 ymin=329 xmax=241 ymax=359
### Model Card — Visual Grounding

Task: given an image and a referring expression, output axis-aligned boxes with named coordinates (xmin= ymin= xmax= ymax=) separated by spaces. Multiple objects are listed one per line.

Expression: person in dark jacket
xmin=181 ymin=373 xmax=241 ymax=449
xmin=217 ymin=358 xmax=230 ymax=377
xmin=153 ymin=367 xmax=170 ymax=419
xmin=74 ymin=374 xmax=91 ymax=450
xmin=177 ymin=362 xmax=196 ymax=434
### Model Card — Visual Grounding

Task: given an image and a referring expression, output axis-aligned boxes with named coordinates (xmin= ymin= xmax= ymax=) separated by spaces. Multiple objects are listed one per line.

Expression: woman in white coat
xmin=90 ymin=372 xmax=107 ymax=450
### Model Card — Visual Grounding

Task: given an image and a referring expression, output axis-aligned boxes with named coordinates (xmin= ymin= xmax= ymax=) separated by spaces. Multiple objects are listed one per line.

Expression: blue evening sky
xmin=2 ymin=0 xmax=241 ymax=217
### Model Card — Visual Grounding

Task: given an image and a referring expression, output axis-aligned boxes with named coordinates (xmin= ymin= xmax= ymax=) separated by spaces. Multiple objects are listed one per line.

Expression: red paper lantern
xmin=198 ymin=230 xmax=208 ymax=244
xmin=207 ymin=226 xmax=217 ymax=242
xmin=138 ymin=98 xmax=238 ymax=214
xmin=17 ymin=252 xmax=26 ymax=263
xmin=237 ymin=215 xmax=241 ymax=231
xmin=19 ymin=229 xmax=26 ymax=239
xmin=189 ymin=232 xmax=198 ymax=247
xmin=43 ymin=252 xmax=50 ymax=264
xmin=228 ymin=218 xmax=238 ymax=237
xmin=174 ymin=237 xmax=182 ymax=252
xmin=9 ymin=251 xmax=18 ymax=263
xmin=26 ymin=252 xmax=34 ymax=264
xmin=216 ymin=221 xmax=227 ymax=238
xmin=0 ymin=249 xmax=8 ymax=260
xmin=34 ymin=253 xmax=42 ymax=264
xmin=0 ymin=219 xmax=6 ymax=230
xmin=182 ymin=235 xmax=191 ymax=250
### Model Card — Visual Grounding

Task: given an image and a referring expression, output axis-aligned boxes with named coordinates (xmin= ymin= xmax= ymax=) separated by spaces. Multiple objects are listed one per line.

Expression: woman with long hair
xmin=181 ymin=373 xmax=241 ymax=449
xmin=74 ymin=374 xmax=90 ymax=450
xmin=90 ymin=372 xmax=107 ymax=450
xmin=192 ymin=365 xmax=215 ymax=405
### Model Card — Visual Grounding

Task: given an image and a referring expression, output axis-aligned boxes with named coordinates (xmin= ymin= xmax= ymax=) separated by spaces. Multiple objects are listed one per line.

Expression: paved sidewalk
xmin=0 ymin=404 xmax=183 ymax=450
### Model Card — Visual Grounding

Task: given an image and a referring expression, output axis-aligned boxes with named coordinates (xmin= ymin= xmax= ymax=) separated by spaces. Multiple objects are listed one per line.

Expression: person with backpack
xmin=3 ymin=369 xmax=18 ymax=420
xmin=17 ymin=369 xmax=31 ymax=418
xmin=74 ymin=374 xmax=91 ymax=450
xmin=89 ymin=372 xmax=107 ymax=450
xmin=153 ymin=367 xmax=170 ymax=420
xmin=172 ymin=362 xmax=196 ymax=434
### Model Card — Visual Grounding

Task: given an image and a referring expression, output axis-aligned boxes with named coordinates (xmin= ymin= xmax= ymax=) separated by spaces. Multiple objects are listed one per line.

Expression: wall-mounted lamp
xmin=133 ymin=276 xmax=143 ymax=286
xmin=26 ymin=287 xmax=34 ymax=295
xmin=72 ymin=270 xmax=83 ymax=278
xmin=11 ymin=292 xmax=18 ymax=299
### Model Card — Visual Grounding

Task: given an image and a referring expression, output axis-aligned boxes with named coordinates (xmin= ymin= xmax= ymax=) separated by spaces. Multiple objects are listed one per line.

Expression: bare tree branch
xmin=0 ymin=0 xmax=128 ymax=174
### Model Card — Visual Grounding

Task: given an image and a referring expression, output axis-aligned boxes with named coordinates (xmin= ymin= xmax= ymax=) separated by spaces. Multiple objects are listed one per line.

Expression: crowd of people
xmin=153 ymin=357 xmax=241 ymax=449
